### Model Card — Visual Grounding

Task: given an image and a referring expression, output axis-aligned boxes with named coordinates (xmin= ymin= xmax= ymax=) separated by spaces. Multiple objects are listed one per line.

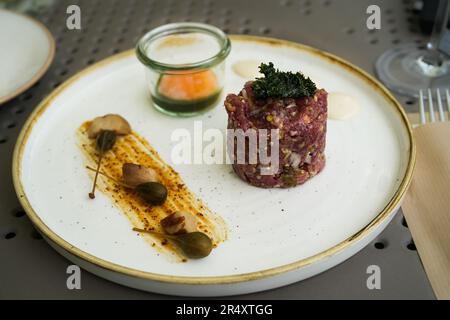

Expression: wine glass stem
xmin=424 ymin=0 xmax=450 ymax=66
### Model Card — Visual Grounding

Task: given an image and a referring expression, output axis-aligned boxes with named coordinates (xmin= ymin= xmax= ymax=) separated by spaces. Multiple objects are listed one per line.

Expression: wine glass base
xmin=375 ymin=43 xmax=450 ymax=98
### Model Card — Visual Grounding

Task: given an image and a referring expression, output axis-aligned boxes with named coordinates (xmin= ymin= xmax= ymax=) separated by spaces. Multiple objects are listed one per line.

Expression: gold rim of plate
xmin=0 ymin=8 xmax=56 ymax=105
xmin=12 ymin=35 xmax=416 ymax=285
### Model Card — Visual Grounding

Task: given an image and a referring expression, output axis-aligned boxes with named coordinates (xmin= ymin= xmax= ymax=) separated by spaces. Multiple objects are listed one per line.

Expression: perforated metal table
xmin=0 ymin=0 xmax=436 ymax=299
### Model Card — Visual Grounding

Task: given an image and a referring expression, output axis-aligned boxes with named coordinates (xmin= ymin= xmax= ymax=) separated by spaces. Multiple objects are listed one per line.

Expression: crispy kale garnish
xmin=252 ymin=62 xmax=317 ymax=99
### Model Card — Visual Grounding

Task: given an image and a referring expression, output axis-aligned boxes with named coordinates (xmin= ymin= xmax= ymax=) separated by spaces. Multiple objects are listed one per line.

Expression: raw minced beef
xmin=224 ymin=81 xmax=327 ymax=188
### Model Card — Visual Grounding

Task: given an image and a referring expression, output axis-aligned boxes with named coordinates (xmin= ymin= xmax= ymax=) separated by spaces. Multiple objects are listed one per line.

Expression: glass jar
xmin=136 ymin=23 xmax=231 ymax=117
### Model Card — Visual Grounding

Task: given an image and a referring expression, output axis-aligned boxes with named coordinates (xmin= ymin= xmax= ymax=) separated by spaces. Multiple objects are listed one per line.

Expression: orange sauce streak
xmin=77 ymin=122 xmax=227 ymax=262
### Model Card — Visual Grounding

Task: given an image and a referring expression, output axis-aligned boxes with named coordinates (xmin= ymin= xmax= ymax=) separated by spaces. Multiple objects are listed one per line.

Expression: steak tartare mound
xmin=225 ymin=63 xmax=327 ymax=188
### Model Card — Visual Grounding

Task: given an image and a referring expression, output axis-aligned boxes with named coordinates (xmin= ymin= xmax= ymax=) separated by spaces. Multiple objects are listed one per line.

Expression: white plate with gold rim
xmin=13 ymin=35 xmax=414 ymax=297
xmin=0 ymin=9 xmax=55 ymax=105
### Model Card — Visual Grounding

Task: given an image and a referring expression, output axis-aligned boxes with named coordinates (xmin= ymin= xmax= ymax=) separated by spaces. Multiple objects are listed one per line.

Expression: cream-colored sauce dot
xmin=328 ymin=92 xmax=360 ymax=120
xmin=232 ymin=59 xmax=262 ymax=79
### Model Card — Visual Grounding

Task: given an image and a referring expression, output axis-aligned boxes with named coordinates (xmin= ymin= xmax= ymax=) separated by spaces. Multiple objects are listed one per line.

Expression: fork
xmin=419 ymin=89 xmax=450 ymax=124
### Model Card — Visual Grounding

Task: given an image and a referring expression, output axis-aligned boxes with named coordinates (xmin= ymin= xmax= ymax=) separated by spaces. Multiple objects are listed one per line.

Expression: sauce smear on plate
xmin=77 ymin=122 xmax=227 ymax=262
